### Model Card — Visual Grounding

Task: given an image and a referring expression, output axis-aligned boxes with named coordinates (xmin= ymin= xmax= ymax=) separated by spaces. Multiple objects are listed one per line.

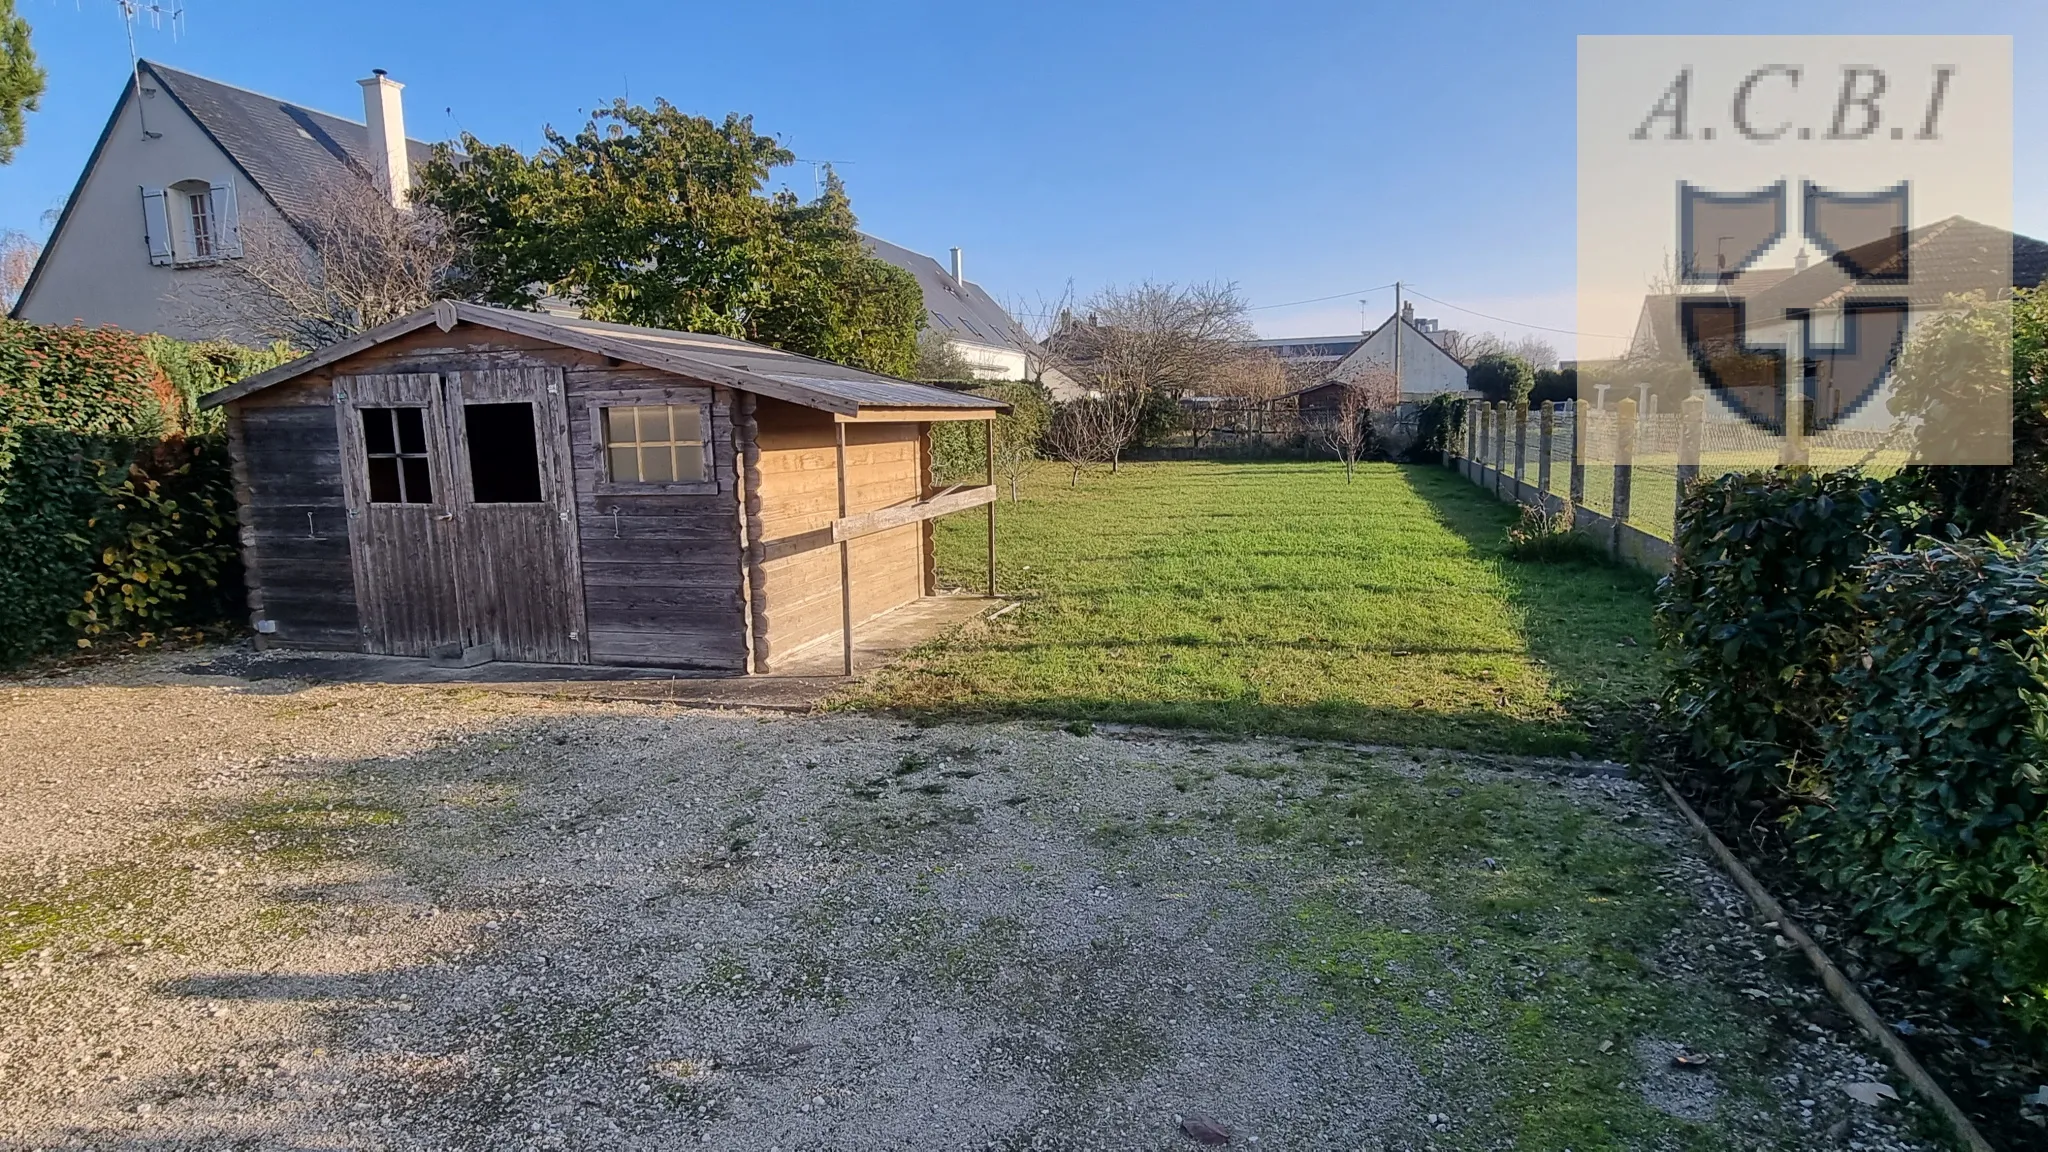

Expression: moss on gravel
xmin=1245 ymin=753 xmax=1798 ymax=1150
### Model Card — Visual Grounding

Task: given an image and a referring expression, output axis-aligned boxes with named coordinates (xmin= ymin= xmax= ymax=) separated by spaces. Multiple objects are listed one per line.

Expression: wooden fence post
xmin=1537 ymin=400 xmax=1554 ymax=499
xmin=1569 ymin=400 xmax=1586 ymax=508
xmin=1675 ymin=394 xmax=1704 ymax=530
xmin=1612 ymin=397 xmax=1637 ymax=528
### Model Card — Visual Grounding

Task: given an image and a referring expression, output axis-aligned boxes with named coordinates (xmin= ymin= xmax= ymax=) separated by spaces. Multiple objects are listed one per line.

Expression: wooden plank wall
xmin=749 ymin=399 xmax=926 ymax=666
xmin=563 ymin=370 xmax=746 ymax=671
xmin=228 ymin=379 xmax=359 ymax=649
xmin=231 ymin=323 xmax=747 ymax=670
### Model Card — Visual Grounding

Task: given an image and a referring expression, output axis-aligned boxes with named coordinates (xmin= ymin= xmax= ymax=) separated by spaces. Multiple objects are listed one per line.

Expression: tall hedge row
xmin=1655 ymin=469 xmax=1935 ymax=798
xmin=0 ymin=320 xmax=293 ymax=663
xmin=1800 ymin=537 xmax=2048 ymax=1032
xmin=1657 ymin=468 xmax=2048 ymax=1035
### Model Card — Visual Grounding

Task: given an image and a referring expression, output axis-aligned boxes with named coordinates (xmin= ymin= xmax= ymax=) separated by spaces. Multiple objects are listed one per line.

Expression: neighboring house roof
xmin=1319 ymin=312 xmax=1468 ymax=389
xmin=139 ymin=61 xmax=439 ymax=234
xmin=204 ymin=301 xmax=1010 ymax=417
xmin=1630 ymin=218 xmax=2048 ymax=357
xmin=1248 ymin=335 xmax=1365 ymax=361
xmin=860 ymin=234 xmax=1037 ymax=355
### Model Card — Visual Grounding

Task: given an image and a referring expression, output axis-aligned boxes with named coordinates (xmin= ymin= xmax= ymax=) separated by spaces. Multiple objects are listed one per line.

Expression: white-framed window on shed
xmin=601 ymin=403 xmax=708 ymax=485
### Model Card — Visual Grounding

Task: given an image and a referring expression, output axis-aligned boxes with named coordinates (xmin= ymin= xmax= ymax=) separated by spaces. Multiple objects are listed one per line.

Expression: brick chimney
xmin=358 ymin=70 xmax=410 ymax=209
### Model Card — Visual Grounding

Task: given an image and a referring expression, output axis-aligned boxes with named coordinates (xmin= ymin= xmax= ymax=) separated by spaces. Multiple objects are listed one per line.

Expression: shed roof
xmin=202 ymin=302 xmax=1009 ymax=417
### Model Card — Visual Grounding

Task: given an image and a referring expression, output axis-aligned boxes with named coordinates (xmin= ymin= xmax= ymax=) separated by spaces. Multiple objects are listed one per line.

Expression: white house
xmin=11 ymin=61 xmax=429 ymax=342
xmin=1321 ymin=304 xmax=1470 ymax=399
xmin=858 ymin=235 xmax=1080 ymax=397
xmin=1621 ymin=217 xmax=2048 ymax=434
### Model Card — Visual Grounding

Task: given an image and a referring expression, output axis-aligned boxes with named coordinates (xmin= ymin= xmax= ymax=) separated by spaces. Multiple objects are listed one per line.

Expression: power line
xmin=1244 ymin=282 xmax=1398 ymax=311
xmin=1401 ymin=286 xmax=1631 ymax=341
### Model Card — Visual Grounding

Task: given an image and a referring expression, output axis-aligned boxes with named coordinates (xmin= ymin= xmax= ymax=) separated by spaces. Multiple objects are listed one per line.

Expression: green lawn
xmin=852 ymin=460 xmax=1660 ymax=754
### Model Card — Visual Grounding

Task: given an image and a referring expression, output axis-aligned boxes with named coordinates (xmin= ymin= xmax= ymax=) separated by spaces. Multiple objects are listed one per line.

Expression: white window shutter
xmin=209 ymin=182 xmax=241 ymax=257
xmin=140 ymin=187 xmax=173 ymax=266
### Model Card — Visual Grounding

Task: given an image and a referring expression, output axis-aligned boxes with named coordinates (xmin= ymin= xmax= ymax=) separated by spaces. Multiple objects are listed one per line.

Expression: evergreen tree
xmin=417 ymin=99 xmax=923 ymax=376
xmin=0 ymin=0 xmax=45 ymax=165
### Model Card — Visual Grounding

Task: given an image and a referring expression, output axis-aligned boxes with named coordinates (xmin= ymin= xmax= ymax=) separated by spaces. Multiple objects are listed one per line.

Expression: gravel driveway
xmin=1 ymin=654 xmax=1939 ymax=1150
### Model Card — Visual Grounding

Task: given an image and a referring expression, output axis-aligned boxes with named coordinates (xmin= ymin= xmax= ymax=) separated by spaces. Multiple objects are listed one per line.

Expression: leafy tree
xmin=914 ymin=329 xmax=976 ymax=383
xmin=1892 ymin=287 xmax=2048 ymax=533
xmin=1529 ymin=365 xmax=1576 ymax=405
xmin=416 ymin=99 xmax=922 ymax=376
xmin=0 ymin=0 xmax=44 ymax=165
xmin=1467 ymin=352 xmax=1535 ymax=404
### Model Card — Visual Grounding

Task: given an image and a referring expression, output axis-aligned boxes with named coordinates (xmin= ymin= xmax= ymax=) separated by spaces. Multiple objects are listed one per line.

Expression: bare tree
xmin=179 ymin=177 xmax=457 ymax=349
xmin=1007 ymin=279 xmax=1085 ymax=392
xmin=990 ymin=390 xmax=1050 ymax=502
xmin=1434 ymin=328 xmax=1504 ymax=366
xmin=1068 ymin=281 xmax=1253 ymax=397
xmin=0 ymin=228 xmax=36 ymax=312
xmin=1044 ymin=398 xmax=1121 ymax=487
xmin=1505 ymin=335 xmax=1560 ymax=370
xmin=1310 ymin=383 xmax=1373 ymax=482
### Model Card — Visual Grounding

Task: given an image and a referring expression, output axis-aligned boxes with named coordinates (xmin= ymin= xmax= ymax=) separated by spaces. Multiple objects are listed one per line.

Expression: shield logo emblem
xmin=1679 ymin=182 xmax=1787 ymax=283
xmin=1804 ymin=182 xmax=1910 ymax=283
xmin=1681 ymin=298 xmax=1789 ymax=433
xmin=1799 ymin=299 xmax=1909 ymax=431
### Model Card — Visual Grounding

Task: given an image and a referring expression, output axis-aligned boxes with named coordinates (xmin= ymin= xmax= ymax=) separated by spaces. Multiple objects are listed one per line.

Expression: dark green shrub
xmin=1410 ymin=393 xmax=1465 ymax=462
xmin=1467 ymin=352 xmax=1534 ymax=404
xmin=0 ymin=320 xmax=284 ymax=663
xmin=929 ymin=382 xmax=1052 ymax=485
xmin=1654 ymin=468 xmax=1936 ymax=798
xmin=1794 ymin=536 xmax=2048 ymax=1033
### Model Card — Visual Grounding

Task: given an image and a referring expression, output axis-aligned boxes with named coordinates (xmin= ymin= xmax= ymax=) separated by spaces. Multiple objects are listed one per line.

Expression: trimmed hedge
xmin=0 ymin=320 xmax=292 ymax=663
xmin=1659 ymin=467 xmax=2048 ymax=1036
xmin=1654 ymin=468 xmax=1935 ymax=798
xmin=1797 ymin=537 xmax=2048 ymax=1033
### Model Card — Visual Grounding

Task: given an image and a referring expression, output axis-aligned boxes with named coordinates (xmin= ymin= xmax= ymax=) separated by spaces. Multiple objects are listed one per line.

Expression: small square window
xmin=602 ymin=404 xmax=706 ymax=485
xmin=361 ymin=407 xmax=433 ymax=504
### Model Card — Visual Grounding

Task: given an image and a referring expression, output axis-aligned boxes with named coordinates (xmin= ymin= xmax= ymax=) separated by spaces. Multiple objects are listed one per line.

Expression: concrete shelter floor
xmin=164 ymin=594 xmax=999 ymax=711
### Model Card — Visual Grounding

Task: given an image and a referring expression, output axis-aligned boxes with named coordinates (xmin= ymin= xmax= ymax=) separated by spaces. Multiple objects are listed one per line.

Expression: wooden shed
xmin=200 ymin=300 xmax=1007 ymax=675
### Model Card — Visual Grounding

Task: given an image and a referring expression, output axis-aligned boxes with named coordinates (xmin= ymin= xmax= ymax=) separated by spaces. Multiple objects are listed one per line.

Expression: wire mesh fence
xmin=1460 ymin=399 xmax=1911 ymax=543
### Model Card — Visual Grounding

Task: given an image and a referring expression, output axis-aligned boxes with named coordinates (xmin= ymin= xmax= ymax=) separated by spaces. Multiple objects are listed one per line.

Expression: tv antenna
xmin=118 ymin=1 xmax=188 ymax=140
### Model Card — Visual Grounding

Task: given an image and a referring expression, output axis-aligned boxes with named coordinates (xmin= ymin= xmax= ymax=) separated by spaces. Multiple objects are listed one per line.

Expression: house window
xmin=186 ymin=191 xmax=215 ymax=259
xmin=603 ymin=404 xmax=705 ymax=484
xmin=361 ymin=407 xmax=434 ymax=504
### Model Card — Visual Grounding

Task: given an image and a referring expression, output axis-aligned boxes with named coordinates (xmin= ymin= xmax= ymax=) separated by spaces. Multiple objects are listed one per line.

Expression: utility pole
xmin=1392 ymin=280 xmax=1403 ymax=395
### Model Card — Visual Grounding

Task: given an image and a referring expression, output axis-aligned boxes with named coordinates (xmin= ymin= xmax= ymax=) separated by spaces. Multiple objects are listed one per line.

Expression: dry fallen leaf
xmin=1841 ymin=1082 xmax=1899 ymax=1107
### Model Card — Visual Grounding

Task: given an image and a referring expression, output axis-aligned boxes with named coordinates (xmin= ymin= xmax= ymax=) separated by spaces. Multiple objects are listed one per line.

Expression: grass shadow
xmin=1396 ymin=464 xmax=1663 ymax=723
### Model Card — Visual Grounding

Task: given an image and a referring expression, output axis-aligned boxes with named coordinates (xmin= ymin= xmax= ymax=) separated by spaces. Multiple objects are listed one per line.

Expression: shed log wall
xmin=230 ymin=322 xmax=747 ymax=670
xmin=226 ymin=398 xmax=358 ymax=649
xmin=749 ymin=399 xmax=926 ymax=667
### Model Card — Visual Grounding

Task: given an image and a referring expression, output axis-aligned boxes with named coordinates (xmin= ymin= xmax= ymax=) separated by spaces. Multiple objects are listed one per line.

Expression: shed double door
xmin=334 ymin=368 xmax=588 ymax=663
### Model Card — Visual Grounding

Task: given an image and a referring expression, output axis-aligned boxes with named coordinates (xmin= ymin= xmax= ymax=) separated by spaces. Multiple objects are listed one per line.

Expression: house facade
xmin=11 ymin=61 xmax=429 ymax=343
xmin=1314 ymin=306 xmax=1471 ymax=402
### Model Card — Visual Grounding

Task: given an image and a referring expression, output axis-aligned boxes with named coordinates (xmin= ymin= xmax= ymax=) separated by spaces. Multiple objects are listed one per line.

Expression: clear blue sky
xmin=5 ymin=0 xmax=2042 ymax=351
